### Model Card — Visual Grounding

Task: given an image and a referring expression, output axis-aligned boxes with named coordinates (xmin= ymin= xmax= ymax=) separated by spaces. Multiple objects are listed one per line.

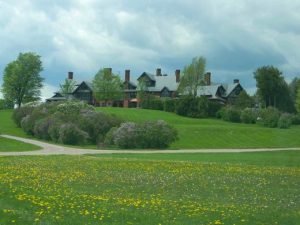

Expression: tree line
xmin=1 ymin=52 xmax=300 ymax=115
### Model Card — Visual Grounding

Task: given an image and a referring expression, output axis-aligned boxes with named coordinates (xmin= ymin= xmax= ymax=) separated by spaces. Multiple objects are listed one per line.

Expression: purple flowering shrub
xmin=106 ymin=120 xmax=178 ymax=149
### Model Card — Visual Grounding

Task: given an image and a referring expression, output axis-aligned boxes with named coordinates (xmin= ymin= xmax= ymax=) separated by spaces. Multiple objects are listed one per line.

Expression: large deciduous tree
xmin=92 ymin=68 xmax=123 ymax=106
xmin=1 ymin=52 xmax=44 ymax=108
xmin=254 ymin=65 xmax=294 ymax=112
xmin=178 ymin=56 xmax=206 ymax=97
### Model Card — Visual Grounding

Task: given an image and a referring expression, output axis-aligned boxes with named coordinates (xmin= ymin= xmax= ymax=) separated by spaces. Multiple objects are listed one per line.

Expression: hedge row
xmin=141 ymin=96 xmax=222 ymax=118
xmin=219 ymin=106 xmax=297 ymax=129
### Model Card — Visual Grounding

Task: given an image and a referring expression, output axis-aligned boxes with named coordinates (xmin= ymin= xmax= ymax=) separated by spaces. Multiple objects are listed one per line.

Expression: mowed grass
xmin=0 ymin=110 xmax=29 ymax=137
xmin=0 ymin=137 xmax=41 ymax=152
xmin=98 ymin=107 xmax=300 ymax=149
xmin=94 ymin=150 xmax=300 ymax=167
xmin=0 ymin=153 xmax=299 ymax=225
xmin=0 ymin=110 xmax=40 ymax=151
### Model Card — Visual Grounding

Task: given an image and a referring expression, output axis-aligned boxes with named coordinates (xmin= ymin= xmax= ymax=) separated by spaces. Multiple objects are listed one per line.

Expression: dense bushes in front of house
xmin=105 ymin=120 xmax=178 ymax=149
xmin=141 ymin=96 xmax=222 ymax=118
xmin=13 ymin=101 xmax=178 ymax=148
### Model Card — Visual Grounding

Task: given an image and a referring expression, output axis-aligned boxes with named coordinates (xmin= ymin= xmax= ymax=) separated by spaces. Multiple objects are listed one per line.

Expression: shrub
xmin=207 ymin=101 xmax=222 ymax=117
xmin=34 ymin=117 xmax=55 ymax=140
xmin=291 ymin=114 xmax=300 ymax=125
xmin=55 ymin=101 xmax=94 ymax=122
xmin=103 ymin=127 xmax=118 ymax=147
xmin=164 ymin=99 xmax=176 ymax=112
xmin=175 ymin=96 xmax=200 ymax=118
xmin=241 ymin=108 xmax=257 ymax=124
xmin=108 ymin=120 xmax=178 ymax=149
xmin=12 ymin=106 xmax=34 ymax=127
xmin=20 ymin=108 xmax=48 ymax=135
xmin=142 ymin=99 xmax=164 ymax=110
xmin=221 ymin=107 xmax=241 ymax=123
xmin=58 ymin=123 xmax=89 ymax=145
xmin=48 ymin=119 xmax=63 ymax=143
xmin=137 ymin=120 xmax=178 ymax=149
xmin=79 ymin=110 xmax=122 ymax=144
xmin=259 ymin=107 xmax=281 ymax=128
xmin=277 ymin=113 xmax=292 ymax=129
xmin=111 ymin=122 xmax=138 ymax=148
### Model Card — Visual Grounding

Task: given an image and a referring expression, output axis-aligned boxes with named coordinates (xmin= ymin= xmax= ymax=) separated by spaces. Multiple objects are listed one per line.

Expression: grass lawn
xmin=0 ymin=153 xmax=299 ymax=225
xmin=0 ymin=110 xmax=41 ymax=151
xmin=98 ymin=107 xmax=300 ymax=149
xmin=94 ymin=150 xmax=300 ymax=167
xmin=0 ymin=110 xmax=29 ymax=137
xmin=0 ymin=136 xmax=41 ymax=152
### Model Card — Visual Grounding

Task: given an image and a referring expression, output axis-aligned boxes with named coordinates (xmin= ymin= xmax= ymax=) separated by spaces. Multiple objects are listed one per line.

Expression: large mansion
xmin=47 ymin=68 xmax=243 ymax=107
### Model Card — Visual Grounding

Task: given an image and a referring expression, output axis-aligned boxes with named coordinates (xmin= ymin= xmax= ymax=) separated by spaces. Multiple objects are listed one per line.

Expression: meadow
xmin=0 ymin=152 xmax=299 ymax=225
xmin=98 ymin=107 xmax=300 ymax=149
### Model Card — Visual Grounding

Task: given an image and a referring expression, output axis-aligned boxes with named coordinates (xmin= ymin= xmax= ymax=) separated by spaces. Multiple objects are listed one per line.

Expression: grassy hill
xmin=1 ymin=108 xmax=300 ymax=149
xmin=98 ymin=107 xmax=300 ymax=149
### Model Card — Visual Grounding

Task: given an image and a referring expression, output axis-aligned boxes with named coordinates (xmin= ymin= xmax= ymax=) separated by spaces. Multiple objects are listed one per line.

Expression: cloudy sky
xmin=1 ymin=0 xmax=300 ymax=99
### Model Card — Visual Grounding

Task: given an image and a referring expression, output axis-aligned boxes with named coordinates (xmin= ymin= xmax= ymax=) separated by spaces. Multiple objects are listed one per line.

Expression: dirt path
xmin=0 ymin=134 xmax=299 ymax=156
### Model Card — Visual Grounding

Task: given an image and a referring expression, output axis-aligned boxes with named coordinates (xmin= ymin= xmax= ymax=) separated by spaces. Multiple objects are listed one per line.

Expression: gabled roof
xmin=72 ymin=81 xmax=93 ymax=93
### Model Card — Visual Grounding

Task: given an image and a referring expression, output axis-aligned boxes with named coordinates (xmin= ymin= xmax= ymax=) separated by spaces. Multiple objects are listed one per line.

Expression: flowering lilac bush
xmin=106 ymin=120 xmax=178 ymax=149
xmin=58 ymin=123 xmax=89 ymax=145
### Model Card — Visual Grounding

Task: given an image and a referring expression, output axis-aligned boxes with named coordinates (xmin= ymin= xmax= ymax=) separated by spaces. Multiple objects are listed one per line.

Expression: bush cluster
xmin=105 ymin=120 xmax=178 ymax=149
xmin=13 ymin=100 xmax=178 ymax=148
xmin=140 ymin=96 xmax=222 ymax=118
xmin=13 ymin=101 xmax=122 ymax=145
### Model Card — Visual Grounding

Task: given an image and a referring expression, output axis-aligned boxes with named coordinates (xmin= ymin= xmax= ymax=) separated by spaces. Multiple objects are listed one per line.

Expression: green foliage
xmin=58 ymin=123 xmax=89 ymax=145
xmin=79 ymin=110 xmax=122 ymax=144
xmin=178 ymin=56 xmax=206 ymax=97
xmin=207 ymin=101 xmax=223 ymax=117
xmin=221 ymin=107 xmax=241 ymax=123
xmin=296 ymin=86 xmax=300 ymax=114
xmin=107 ymin=120 xmax=178 ymax=149
xmin=59 ymin=78 xmax=76 ymax=95
xmin=258 ymin=107 xmax=281 ymax=128
xmin=291 ymin=114 xmax=300 ymax=125
xmin=175 ymin=96 xmax=208 ymax=118
xmin=240 ymin=108 xmax=257 ymax=124
xmin=0 ymin=99 xmax=14 ymax=109
xmin=277 ymin=113 xmax=292 ymax=129
xmin=92 ymin=68 xmax=123 ymax=105
xmin=12 ymin=106 xmax=34 ymax=127
xmin=1 ymin=52 xmax=44 ymax=107
xmin=233 ymin=90 xmax=254 ymax=109
xmin=141 ymin=98 xmax=164 ymax=110
xmin=164 ymin=99 xmax=176 ymax=112
xmin=254 ymin=66 xmax=294 ymax=112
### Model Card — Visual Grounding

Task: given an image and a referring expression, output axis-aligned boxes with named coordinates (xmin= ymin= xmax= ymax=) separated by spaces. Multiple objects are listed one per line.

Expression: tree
xmin=289 ymin=77 xmax=300 ymax=103
xmin=0 ymin=98 xmax=14 ymax=109
xmin=1 ymin=52 xmax=44 ymax=108
xmin=178 ymin=56 xmax=206 ymax=97
xmin=60 ymin=78 xmax=76 ymax=96
xmin=296 ymin=86 xmax=300 ymax=114
xmin=92 ymin=68 xmax=123 ymax=106
xmin=233 ymin=90 xmax=255 ymax=109
xmin=254 ymin=65 xmax=294 ymax=112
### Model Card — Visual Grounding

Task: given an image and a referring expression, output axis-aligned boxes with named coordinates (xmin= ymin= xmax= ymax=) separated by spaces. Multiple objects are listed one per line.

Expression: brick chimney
xmin=156 ymin=68 xmax=162 ymax=76
xmin=125 ymin=69 xmax=130 ymax=82
xmin=234 ymin=79 xmax=240 ymax=84
xmin=204 ymin=72 xmax=211 ymax=85
xmin=68 ymin=71 xmax=73 ymax=80
xmin=175 ymin=69 xmax=180 ymax=83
